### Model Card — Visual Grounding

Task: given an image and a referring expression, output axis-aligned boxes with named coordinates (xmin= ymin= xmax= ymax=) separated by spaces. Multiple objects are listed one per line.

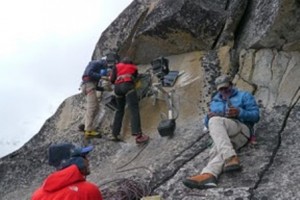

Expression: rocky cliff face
xmin=1 ymin=0 xmax=300 ymax=199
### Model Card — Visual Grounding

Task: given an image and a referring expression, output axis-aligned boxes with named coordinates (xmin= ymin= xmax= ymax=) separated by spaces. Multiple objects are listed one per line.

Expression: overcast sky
xmin=0 ymin=0 xmax=132 ymax=158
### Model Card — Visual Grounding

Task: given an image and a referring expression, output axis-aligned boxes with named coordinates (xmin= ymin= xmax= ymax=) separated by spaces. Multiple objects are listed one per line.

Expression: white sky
xmin=0 ymin=0 xmax=132 ymax=158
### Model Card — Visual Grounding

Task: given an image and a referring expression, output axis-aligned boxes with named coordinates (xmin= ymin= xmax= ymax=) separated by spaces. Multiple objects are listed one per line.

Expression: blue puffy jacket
xmin=204 ymin=88 xmax=260 ymax=133
xmin=82 ymin=60 xmax=107 ymax=82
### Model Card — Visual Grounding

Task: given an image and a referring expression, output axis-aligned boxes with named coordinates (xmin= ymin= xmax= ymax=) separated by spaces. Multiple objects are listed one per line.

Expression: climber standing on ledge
xmin=110 ymin=57 xmax=150 ymax=144
xmin=80 ymin=59 xmax=108 ymax=139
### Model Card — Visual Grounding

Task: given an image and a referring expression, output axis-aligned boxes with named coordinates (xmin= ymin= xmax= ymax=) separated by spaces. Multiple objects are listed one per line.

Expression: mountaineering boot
xmin=182 ymin=173 xmax=217 ymax=189
xmin=84 ymin=130 xmax=102 ymax=139
xmin=223 ymin=155 xmax=242 ymax=172
xmin=135 ymin=133 xmax=149 ymax=144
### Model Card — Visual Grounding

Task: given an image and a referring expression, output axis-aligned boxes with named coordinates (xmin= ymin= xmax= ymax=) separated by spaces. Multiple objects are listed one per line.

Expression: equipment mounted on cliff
xmin=150 ymin=57 xmax=179 ymax=137
xmin=151 ymin=57 xmax=180 ymax=87
xmin=151 ymin=57 xmax=170 ymax=82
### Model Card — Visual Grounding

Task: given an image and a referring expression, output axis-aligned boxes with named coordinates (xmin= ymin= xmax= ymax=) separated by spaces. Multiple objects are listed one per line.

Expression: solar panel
xmin=163 ymin=70 xmax=180 ymax=87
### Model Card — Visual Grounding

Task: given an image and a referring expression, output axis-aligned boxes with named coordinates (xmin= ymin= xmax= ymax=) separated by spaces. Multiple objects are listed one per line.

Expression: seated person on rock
xmin=183 ymin=74 xmax=260 ymax=189
xmin=31 ymin=143 xmax=103 ymax=200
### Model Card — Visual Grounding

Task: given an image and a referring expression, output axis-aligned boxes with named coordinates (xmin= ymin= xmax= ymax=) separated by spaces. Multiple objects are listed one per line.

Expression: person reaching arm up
xmin=81 ymin=59 xmax=108 ymax=138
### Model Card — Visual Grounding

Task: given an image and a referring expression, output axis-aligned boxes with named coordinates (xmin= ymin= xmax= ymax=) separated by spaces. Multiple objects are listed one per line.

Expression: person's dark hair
xmin=106 ymin=52 xmax=120 ymax=65
xmin=121 ymin=57 xmax=133 ymax=64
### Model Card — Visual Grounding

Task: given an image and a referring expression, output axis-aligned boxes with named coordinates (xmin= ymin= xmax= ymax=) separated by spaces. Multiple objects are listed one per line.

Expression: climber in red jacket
xmin=110 ymin=57 xmax=150 ymax=144
xmin=31 ymin=143 xmax=103 ymax=200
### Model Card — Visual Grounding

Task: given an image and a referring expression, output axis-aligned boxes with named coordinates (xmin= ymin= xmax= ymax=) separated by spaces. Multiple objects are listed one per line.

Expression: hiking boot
xmin=182 ymin=173 xmax=217 ymax=189
xmin=135 ymin=134 xmax=149 ymax=144
xmin=84 ymin=131 xmax=102 ymax=139
xmin=223 ymin=155 xmax=242 ymax=172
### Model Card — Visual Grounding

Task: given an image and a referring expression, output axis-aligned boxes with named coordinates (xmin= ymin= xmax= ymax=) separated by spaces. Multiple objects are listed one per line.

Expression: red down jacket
xmin=31 ymin=165 xmax=103 ymax=200
xmin=110 ymin=62 xmax=138 ymax=84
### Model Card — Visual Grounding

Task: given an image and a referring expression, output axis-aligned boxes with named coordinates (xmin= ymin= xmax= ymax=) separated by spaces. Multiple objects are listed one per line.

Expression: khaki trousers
xmin=81 ymin=82 xmax=99 ymax=131
xmin=201 ymin=116 xmax=250 ymax=177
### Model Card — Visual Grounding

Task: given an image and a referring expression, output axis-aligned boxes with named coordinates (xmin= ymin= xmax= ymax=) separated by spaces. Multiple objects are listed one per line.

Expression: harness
xmin=115 ymin=74 xmax=133 ymax=84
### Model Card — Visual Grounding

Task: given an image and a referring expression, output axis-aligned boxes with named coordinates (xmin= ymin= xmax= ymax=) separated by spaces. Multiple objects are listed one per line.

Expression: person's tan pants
xmin=81 ymin=82 xmax=99 ymax=131
xmin=201 ymin=116 xmax=250 ymax=177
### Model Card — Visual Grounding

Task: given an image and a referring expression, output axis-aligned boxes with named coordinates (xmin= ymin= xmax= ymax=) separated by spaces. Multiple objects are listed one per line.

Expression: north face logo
xmin=68 ymin=186 xmax=79 ymax=192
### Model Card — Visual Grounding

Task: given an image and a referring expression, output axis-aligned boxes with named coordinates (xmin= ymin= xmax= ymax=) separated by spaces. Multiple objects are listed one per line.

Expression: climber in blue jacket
xmin=183 ymin=74 xmax=260 ymax=189
xmin=80 ymin=59 xmax=108 ymax=138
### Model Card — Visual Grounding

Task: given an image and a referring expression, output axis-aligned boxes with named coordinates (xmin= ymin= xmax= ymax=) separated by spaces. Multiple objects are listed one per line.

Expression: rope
xmin=101 ymin=178 xmax=152 ymax=200
xmin=115 ymin=142 xmax=149 ymax=170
